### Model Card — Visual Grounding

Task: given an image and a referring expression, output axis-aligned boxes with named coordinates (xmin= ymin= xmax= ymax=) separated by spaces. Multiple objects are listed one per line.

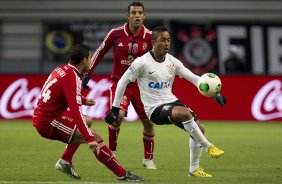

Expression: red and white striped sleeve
xmin=88 ymin=28 xmax=116 ymax=74
xmin=61 ymin=70 xmax=95 ymax=143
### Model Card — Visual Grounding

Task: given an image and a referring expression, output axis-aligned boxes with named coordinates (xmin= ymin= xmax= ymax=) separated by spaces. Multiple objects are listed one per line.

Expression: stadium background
xmin=0 ymin=0 xmax=281 ymax=121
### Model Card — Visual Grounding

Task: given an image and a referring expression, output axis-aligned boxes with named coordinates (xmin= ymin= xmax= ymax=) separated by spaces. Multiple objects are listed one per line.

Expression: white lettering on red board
xmin=0 ymin=78 xmax=40 ymax=119
xmin=0 ymin=78 xmax=138 ymax=121
xmin=251 ymin=80 xmax=282 ymax=120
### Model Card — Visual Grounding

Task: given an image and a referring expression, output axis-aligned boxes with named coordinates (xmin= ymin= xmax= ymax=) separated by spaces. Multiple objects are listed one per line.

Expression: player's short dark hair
xmin=152 ymin=26 xmax=169 ymax=41
xmin=68 ymin=44 xmax=90 ymax=65
xmin=128 ymin=2 xmax=144 ymax=13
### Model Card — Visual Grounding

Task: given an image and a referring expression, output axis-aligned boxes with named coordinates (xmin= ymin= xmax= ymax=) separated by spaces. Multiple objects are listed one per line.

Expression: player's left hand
xmin=88 ymin=141 xmax=99 ymax=153
xmin=105 ymin=106 xmax=120 ymax=125
xmin=213 ymin=93 xmax=227 ymax=106
xmin=85 ymin=99 xmax=96 ymax=106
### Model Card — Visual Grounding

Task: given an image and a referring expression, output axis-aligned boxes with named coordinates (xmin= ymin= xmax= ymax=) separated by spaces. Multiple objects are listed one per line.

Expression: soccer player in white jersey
xmin=105 ymin=26 xmax=227 ymax=177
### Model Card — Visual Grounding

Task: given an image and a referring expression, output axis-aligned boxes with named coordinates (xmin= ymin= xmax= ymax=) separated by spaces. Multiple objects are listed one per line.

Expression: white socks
xmin=182 ymin=118 xmax=212 ymax=151
xmin=189 ymin=137 xmax=203 ymax=172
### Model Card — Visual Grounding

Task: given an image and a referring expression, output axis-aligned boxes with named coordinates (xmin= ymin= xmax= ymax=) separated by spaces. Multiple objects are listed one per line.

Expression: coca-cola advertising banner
xmin=0 ymin=75 xmax=282 ymax=122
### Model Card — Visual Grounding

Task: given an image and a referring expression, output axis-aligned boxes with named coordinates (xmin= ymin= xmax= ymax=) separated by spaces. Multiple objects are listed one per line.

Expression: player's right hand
xmin=105 ymin=106 xmax=120 ymax=125
xmin=82 ymin=73 xmax=91 ymax=89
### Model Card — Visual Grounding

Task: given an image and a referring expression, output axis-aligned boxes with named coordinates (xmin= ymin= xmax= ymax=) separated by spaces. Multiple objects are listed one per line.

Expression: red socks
xmin=93 ymin=141 xmax=126 ymax=177
xmin=61 ymin=144 xmax=80 ymax=163
xmin=143 ymin=133 xmax=155 ymax=160
xmin=108 ymin=124 xmax=120 ymax=151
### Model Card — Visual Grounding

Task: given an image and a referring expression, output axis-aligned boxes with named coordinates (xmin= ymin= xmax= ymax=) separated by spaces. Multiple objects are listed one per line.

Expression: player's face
xmin=127 ymin=6 xmax=145 ymax=28
xmin=153 ymin=31 xmax=170 ymax=56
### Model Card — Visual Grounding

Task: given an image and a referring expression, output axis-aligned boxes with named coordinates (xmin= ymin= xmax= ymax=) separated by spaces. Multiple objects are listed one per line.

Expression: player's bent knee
xmin=83 ymin=115 xmax=93 ymax=128
xmin=176 ymin=110 xmax=192 ymax=121
xmin=91 ymin=129 xmax=103 ymax=142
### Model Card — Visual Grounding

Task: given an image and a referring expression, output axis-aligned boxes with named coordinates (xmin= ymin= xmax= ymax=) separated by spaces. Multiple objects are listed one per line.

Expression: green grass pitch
xmin=0 ymin=120 xmax=281 ymax=184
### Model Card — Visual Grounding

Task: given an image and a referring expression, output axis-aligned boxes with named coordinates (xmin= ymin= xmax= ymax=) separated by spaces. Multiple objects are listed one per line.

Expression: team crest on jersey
xmin=128 ymin=55 xmax=135 ymax=63
xmin=142 ymin=43 xmax=147 ymax=51
xmin=167 ymin=64 xmax=175 ymax=74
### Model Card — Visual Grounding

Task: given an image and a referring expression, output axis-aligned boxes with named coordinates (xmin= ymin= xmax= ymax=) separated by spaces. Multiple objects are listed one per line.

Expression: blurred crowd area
xmin=0 ymin=0 xmax=282 ymax=75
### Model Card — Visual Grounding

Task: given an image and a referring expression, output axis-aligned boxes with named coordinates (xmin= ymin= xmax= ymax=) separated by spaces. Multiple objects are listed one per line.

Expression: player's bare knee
xmin=176 ymin=109 xmax=193 ymax=121
xmin=142 ymin=119 xmax=154 ymax=134
xmin=83 ymin=115 xmax=93 ymax=127
xmin=91 ymin=129 xmax=103 ymax=142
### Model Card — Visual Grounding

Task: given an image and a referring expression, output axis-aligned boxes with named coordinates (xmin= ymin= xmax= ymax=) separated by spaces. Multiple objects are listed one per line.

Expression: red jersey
xmin=89 ymin=22 xmax=152 ymax=86
xmin=33 ymin=64 xmax=94 ymax=143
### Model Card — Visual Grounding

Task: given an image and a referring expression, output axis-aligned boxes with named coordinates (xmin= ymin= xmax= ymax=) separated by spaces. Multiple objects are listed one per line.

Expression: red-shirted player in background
xmin=33 ymin=44 xmax=143 ymax=182
xmin=83 ymin=2 xmax=157 ymax=169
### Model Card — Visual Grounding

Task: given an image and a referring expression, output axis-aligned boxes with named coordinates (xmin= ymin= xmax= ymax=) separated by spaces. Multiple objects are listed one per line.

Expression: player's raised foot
xmin=117 ymin=171 xmax=144 ymax=182
xmin=143 ymin=159 xmax=157 ymax=169
xmin=55 ymin=159 xmax=81 ymax=179
xmin=189 ymin=167 xmax=212 ymax=177
xmin=208 ymin=145 xmax=224 ymax=158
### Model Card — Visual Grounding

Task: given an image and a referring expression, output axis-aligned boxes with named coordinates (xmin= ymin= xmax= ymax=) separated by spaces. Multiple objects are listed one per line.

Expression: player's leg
xmin=47 ymin=113 xmax=83 ymax=179
xmin=141 ymin=119 xmax=157 ymax=169
xmin=60 ymin=113 xmax=92 ymax=165
xmin=171 ymin=105 xmax=224 ymax=158
xmin=71 ymin=125 xmax=143 ymax=181
xmin=108 ymin=85 xmax=130 ymax=155
xmin=130 ymin=85 xmax=157 ymax=169
xmin=188 ymin=119 xmax=212 ymax=177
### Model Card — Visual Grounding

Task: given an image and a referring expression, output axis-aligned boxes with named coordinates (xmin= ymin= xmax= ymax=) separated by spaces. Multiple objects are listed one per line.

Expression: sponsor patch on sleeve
xmin=76 ymin=95 xmax=82 ymax=104
xmin=128 ymin=64 xmax=136 ymax=72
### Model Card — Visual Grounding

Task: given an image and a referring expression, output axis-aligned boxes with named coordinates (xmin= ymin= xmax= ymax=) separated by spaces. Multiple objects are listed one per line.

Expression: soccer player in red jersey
xmin=33 ymin=44 xmax=143 ymax=181
xmin=83 ymin=2 xmax=156 ymax=169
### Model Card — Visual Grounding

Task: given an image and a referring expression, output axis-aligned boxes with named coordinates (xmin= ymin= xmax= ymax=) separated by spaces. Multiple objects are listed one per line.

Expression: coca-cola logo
xmin=0 ymin=77 xmax=138 ymax=121
xmin=0 ymin=78 xmax=40 ymax=119
xmin=251 ymin=80 xmax=282 ymax=120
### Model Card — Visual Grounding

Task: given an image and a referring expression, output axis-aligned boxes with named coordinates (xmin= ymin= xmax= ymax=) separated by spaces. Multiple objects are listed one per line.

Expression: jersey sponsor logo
xmin=121 ymin=55 xmax=135 ymax=65
xmin=148 ymin=81 xmax=170 ymax=89
xmin=121 ymin=60 xmax=133 ymax=65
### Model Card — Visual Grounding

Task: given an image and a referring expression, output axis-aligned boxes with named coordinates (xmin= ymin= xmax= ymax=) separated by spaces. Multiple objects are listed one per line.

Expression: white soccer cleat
xmin=55 ymin=159 xmax=81 ymax=179
xmin=143 ymin=159 xmax=157 ymax=170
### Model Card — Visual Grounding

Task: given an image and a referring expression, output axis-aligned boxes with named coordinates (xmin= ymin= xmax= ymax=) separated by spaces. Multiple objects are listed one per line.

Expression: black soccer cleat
xmin=117 ymin=171 xmax=144 ymax=182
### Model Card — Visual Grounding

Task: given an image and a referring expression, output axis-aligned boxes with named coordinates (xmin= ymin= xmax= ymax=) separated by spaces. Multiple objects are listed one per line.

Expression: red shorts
xmin=33 ymin=110 xmax=77 ymax=143
xmin=110 ymin=83 xmax=148 ymax=119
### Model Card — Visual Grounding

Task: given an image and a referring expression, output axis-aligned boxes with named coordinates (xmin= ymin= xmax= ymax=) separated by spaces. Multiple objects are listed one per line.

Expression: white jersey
xmin=113 ymin=51 xmax=200 ymax=119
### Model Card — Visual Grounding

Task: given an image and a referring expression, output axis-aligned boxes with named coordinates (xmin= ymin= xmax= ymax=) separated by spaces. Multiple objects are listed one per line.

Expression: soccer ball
xmin=197 ymin=73 xmax=222 ymax=97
